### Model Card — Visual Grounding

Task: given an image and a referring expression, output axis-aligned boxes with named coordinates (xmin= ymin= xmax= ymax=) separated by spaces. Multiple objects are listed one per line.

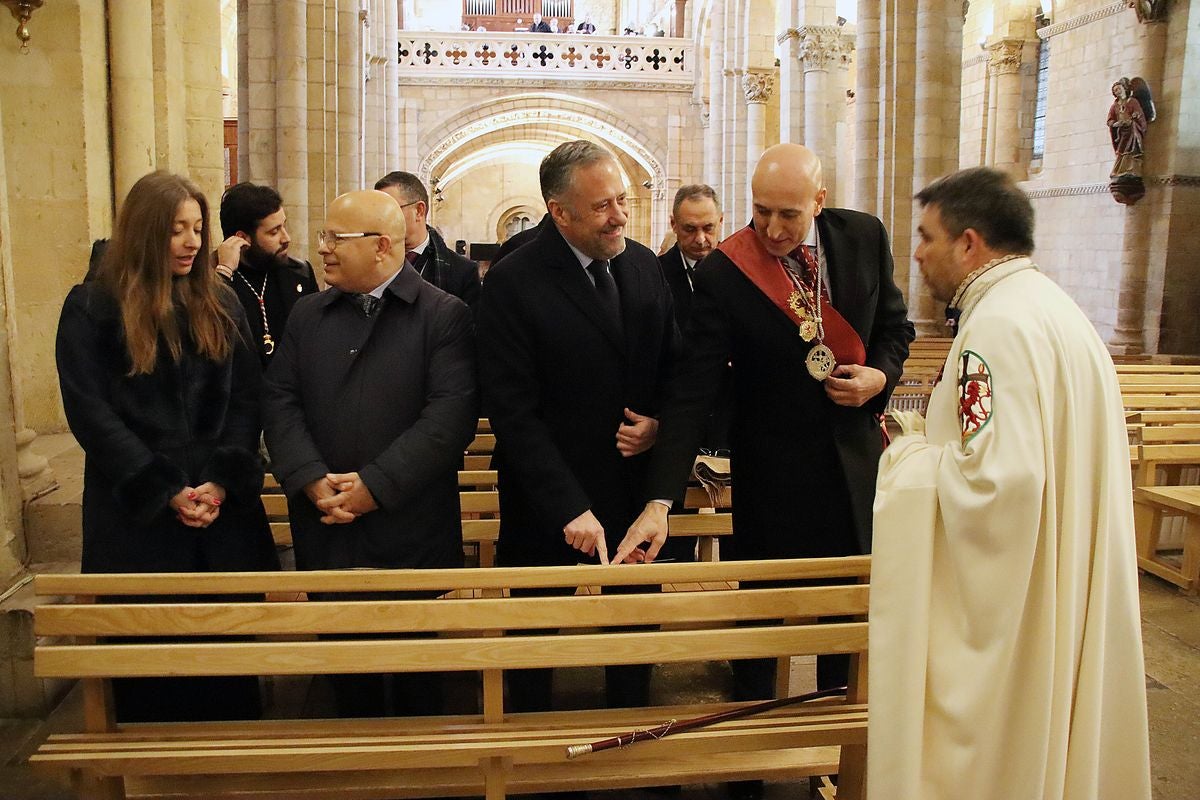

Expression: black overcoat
xmin=417 ymin=227 xmax=481 ymax=307
xmin=263 ymin=266 xmax=478 ymax=571
xmin=658 ymin=243 xmax=694 ymax=330
xmin=477 ymin=222 xmax=678 ymax=567
xmin=645 ymin=210 xmax=915 ymax=558
xmin=55 ymin=282 xmax=277 ymax=573
xmin=225 ymin=255 xmax=320 ymax=367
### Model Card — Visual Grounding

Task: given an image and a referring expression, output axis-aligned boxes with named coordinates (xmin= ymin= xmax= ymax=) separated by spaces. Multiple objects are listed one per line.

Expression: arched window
xmin=1031 ymin=12 xmax=1051 ymax=170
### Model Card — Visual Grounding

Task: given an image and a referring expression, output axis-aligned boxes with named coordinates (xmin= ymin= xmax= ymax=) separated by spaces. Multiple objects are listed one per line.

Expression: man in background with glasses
xmin=375 ymin=171 xmax=481 ymax=306
xmin=263 ymin=189 xmax=478 ymax=718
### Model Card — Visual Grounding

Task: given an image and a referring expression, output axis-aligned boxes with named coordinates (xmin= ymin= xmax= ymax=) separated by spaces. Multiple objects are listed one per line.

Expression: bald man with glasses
xmin=263 ymin=189 xmax=478 ymax=718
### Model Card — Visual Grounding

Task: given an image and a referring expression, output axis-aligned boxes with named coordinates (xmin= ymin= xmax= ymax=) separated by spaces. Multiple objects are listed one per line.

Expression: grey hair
xmin=539 ymin=140 xmax=616 ymax=203
xmin=672 ymin=184 xmax=720 ymax=217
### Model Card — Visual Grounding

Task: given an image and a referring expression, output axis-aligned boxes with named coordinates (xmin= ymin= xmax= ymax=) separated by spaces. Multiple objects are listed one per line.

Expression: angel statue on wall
xmin=1107 ymin=76 xmax=1155 ymax=205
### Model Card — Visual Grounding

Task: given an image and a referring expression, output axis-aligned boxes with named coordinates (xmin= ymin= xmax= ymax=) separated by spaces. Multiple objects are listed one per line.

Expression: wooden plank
xmin=459 ymin=491 xmax=501 ymax=515
xmin=262 ymin=494 xmax=289 ymax=518
xmin=1116 ymin=364 xmax=1200 ymax=374
xmin=30 ymin=714 xmax=865 ymax=776
xmin=36 ymin=586 xmax=868 ymax=637
xmin=36 ymin=557 xmax=870 ymax=596
xmin=1135 ymin=485 xmax=1200 ymax=514
xmin=668 ymin=513 xmax=733 ymax=535
xmin=1123 ymin=395 xmax=1200 ymax=410
xmin=35 ymin=623 xmax=869 ymax=679
xmin=683 ymin=485 xmax=732 ymax=508
xmin=459 ymin=470 xmax=499 ymax=487
xmin=115 ymin=745 xmax=844 ymax=799
xmin=466 ymin=434 xmax=496 ymax=454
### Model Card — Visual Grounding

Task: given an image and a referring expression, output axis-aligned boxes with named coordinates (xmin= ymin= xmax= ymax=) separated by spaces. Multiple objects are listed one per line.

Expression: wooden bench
xmin=31 ymin=558 xmax=870 ymax=800
xmin=1134 ymin=485 xmax=1200 ymax=594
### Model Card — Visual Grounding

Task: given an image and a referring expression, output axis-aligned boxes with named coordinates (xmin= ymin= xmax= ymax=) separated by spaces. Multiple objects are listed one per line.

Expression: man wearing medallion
xmin=614 ymin=143 xmax=913 ymax=699
xmin=869 ymin=167 xmax=1151 ymax=800
xmin=216 ymin=183 xmax=320 ymax=368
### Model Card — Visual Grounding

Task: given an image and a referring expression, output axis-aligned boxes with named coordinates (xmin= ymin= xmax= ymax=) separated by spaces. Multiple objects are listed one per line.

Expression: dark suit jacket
xmin=658 ymin=244 xmax=694 ymax=330
xmin=416 ymin=226 xmax=480 ymax=307
xmin=493 ymin=214 xmax=549 ymax=266
xmin=227 ymin=256 xmax=320 ymax=367
xmin=477 ymin=222 xmax=678 ymax=567
xmin=645 ymin=209 xmax=914 ymax=559
xmin=263 ymin=266 xmax=479 ymax=571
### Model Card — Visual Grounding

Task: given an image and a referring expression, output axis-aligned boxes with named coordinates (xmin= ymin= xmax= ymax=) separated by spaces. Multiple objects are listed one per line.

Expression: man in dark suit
xmin=615 ymin=143 xmax=914 ymax=695
xmin=493 ymin=212 xmax=549 ymax=266
xmin=660 ymin=184 xmax=723 ymax=331
xmin=263 ymin=189 xmax=478 ymax=717
xmin=374 ymin=171 xmax=481 ymax=306
xmin=530 ymin=13 xmax=552 ymax=32
xmin=477 ymin=140 xmax=677 ymax=712
xmin=216 ymin=183 xmax=320 ymax=368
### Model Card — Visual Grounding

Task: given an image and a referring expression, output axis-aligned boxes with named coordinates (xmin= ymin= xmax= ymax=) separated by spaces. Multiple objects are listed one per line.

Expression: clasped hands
xmin=169 ymin=482 xmax=225 ymax=528
xmin=304 ymin=471 xmax=379 ymax=525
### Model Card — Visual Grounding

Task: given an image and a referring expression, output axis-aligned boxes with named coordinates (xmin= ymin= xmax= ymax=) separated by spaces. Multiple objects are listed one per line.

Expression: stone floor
xmin=0 ymin=570 xmax=1196 ymax=799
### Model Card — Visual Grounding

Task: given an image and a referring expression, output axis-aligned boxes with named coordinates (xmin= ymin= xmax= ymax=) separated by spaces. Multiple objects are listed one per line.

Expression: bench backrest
xmin=35 ymin=558 xmax=869 ymax=723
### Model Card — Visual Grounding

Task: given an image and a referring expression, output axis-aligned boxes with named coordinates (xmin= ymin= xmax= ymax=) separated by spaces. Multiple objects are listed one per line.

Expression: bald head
xmin=750 ymin=144 xmax=827 ymax=257
xmin=318 ymin=190 xmax=408 ymax=292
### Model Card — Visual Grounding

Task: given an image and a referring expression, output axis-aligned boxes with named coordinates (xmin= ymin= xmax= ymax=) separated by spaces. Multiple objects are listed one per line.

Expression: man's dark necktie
xmin=353 ymin=293 xmax=380 ymax=318
xmin=587 ymin=259 xmax=622 ymax=330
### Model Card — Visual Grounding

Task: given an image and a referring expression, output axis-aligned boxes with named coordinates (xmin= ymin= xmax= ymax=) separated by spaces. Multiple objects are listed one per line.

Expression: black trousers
xmin=506 ymin=582 xmax=654 ymax=713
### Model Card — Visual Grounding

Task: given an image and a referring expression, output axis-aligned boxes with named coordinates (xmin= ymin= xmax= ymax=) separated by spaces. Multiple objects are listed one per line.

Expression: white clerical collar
xmin=367 ymin=265 xmax=403 ymax=298
xmin=681 ymin=252 xmax=697 ymax=271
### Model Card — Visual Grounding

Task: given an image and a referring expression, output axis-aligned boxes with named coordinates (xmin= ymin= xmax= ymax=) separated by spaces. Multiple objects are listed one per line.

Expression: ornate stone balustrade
xmin=398 ymin=33 xmax=694 ymax=89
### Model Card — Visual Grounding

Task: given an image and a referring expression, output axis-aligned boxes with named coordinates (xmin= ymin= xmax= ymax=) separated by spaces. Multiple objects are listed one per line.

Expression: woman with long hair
xmin=55 ymin=171 xmax=278 ymax=721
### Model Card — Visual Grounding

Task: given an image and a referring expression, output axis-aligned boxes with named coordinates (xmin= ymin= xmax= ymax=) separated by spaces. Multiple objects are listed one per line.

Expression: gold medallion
xmin=263 ymin=334 xmax=276 ymax=356
xmin=787 ymin=290 xmax=806 ymax=318
xmin=799 ymin=319 xmax=817 ymax=341
xmin=806 ymin=344 xmax=836 ymax=381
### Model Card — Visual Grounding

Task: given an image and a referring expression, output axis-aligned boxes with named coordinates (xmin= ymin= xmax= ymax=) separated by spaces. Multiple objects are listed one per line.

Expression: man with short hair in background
xmin=374 ymin=171 xmax=480 ymax=306
xmin=216 ymin=182 xmax=319 ymax=367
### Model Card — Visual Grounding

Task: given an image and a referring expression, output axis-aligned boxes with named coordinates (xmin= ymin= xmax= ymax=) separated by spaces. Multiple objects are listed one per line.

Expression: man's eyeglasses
xmin=316 ymin=231 xmax=382 ymax=250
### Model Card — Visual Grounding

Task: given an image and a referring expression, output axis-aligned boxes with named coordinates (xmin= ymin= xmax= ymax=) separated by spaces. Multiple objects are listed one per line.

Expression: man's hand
xmin=215 ymin=236 xmax=250 ymax=279
xmin=611 ymin=502 xmax=670 ymax=564
xmin=321 ymin=471 xmax=379 ymax=519
xmin=563 ymin=509 xmax=609 ymax=564
xmin=616 ymin=408 xmax=659 ymax=457
xmin=303 ymin=476 xmax=356 ymax=525
xmin=824 ymin=364 xmax=887 ymax=407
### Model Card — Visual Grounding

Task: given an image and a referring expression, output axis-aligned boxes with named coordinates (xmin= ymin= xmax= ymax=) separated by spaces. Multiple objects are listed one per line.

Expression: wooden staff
xmin=565 ymin=686 xmax=847 ymax=759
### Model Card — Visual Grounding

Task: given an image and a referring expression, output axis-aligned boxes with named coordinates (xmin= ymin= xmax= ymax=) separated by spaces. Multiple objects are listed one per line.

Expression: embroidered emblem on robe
xmin=958 ymin=349 xmax=992 ymax=445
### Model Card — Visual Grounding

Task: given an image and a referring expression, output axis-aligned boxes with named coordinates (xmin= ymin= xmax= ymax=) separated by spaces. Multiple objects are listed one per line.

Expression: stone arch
xmin=416 ymin=93 xmax=670 ymax=244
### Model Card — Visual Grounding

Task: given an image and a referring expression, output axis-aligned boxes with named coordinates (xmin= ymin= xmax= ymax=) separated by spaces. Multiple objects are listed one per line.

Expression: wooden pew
xmin=1132 ymin=425 xmax=1200 ymax=594
xmin=31 ymin=558 xmax=870 ymax=800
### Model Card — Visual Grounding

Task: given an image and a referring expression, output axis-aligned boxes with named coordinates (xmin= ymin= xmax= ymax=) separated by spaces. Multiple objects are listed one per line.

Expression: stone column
xmin=109 ymin=0 xmax=157 ymax=207
xmin=275 ymin=1 xmax=308 ymax=255
xmin=777 ymin=28 xmax=804 ymax=144
xmin=797 ymin=26 xmax=852 ymax=195
xmin=703 ymin=0 xmax=724 ymax=188
xmin=724 ymin=66 xmax=742 ymax=223
xmin=337 ymin=0 xmax=363 ymax=192
xmin=674 ymin=0 xmax=687 ymax=37
xmin=986 ymin=38 xmax=1024 ymax=178
xmin=742 ymin=70 xmax=775 ymax=200
xmin=1108 ymin=19 xmax=1169 ymax=355
xmin=908 ymin=0 xmax=963 ymax=334
xmin=854 ymin=0 xmax=881 ymax=212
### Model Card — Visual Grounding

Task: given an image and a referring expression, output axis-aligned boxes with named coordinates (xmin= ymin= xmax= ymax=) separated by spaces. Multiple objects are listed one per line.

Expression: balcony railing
xmin=398 ymin=32 xmax=694 ymax=86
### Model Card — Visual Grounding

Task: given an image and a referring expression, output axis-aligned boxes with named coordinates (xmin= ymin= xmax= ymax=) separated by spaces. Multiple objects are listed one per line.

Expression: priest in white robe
xmin=870 ymin=167 xmax=1152 ymax=800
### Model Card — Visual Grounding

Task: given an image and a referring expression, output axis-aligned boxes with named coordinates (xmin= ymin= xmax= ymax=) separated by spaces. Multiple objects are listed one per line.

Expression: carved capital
xmin=742 ymin=70 xmax=775 ymax=104
xmin=986 ymin=38 xmax=1024 ymax=75
xmin=797 ymin=25 xmax=854 ymax=72
xmin=776 ymin=27 xmax=800 ymax=45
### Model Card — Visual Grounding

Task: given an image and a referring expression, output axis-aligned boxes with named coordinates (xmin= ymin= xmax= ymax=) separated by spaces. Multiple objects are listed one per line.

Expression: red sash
xmin=717 ymin=227 xmax=866 ymax=366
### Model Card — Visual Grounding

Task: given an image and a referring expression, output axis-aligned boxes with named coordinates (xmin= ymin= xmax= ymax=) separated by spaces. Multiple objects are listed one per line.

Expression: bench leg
xmin=1133 ymin=500 xmax=1162 ymax=564
xmin=483 ymin=755 xmax=511 ymax=800
xmin=1183 ymin=514 xmax=1200 ymax=595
